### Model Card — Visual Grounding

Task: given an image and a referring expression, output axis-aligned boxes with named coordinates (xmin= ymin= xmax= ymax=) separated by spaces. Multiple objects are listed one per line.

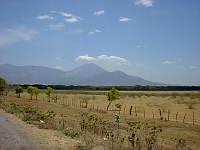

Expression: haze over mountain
xmin=0 ymin=63 xmax=164 ymax=86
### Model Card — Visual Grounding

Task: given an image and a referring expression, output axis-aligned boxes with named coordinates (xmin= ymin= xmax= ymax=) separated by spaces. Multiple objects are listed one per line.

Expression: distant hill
xmin=0 ymin=63 xmax=164 ymax=86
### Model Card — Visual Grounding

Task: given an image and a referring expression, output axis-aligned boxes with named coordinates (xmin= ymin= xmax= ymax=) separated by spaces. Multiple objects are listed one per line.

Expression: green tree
xmin=33 ymin=87 xmax=39 ymax=100
xmin=106 ymin=87 xmax=120 ymax=111
xmin=27 ymin=86 xmax=35 ymax=100
xmin=15 ymin=85 xmax=23 ymax=98
xmin=45 ymin=87 xmax=53 ymax=102
xmin=0 ymin=78 xmax=8 ymax=95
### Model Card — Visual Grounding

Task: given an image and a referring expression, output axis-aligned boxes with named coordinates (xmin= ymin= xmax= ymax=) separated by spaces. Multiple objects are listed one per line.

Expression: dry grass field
xmin=1 ymin=90 xmax=200 ymax=150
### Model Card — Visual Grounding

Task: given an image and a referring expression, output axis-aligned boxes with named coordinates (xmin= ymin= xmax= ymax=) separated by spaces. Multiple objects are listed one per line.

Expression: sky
xmin=0 ymin=0 xmax=200 ymax=85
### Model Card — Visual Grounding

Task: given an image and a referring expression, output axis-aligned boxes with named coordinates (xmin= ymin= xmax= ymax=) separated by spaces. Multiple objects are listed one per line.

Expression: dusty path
xmin=0 ymin=109 xmax=80 ymax=150
xmin=0 ymin=112 xmax=35 ymax=150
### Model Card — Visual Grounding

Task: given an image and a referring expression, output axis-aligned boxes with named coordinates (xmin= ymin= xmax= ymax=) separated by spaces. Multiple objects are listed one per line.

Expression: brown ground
xmin=0 ymin=109 xmax=80 ymax=150
xmin=1 ymin=91 xmax=200 ymax=149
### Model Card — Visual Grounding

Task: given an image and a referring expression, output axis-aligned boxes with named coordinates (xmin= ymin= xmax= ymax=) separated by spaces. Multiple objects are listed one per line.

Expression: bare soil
xmin=0 ymin=109 xmax=80 ymax=150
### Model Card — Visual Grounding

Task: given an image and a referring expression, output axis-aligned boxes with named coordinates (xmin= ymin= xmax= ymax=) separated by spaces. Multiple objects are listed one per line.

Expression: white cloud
xmin=49 ymin=11 xmax=81 ymax=23
xmin=65 ymin=16 xmax=80 ymax=23
xmin=60 ymin=12 xmax=73 ymax=17
xmin=89 ymin=29 xmax=102 ymax=35
xmin=54 ymin=66 xmax=65 ymax=70
xmin=55 ymin=11 xmax=81 ymax=23
xmin=48 ymin=23 xmax=65 ymax=31
xmin=76 ymin=54 xmax=96 ymax=62
xmin=37 ymin=15 xmax=54 ymax=20
xmin=89 ymin=31 xmax=95 ymax=35
xmin=95 ymin=29 xmax=102 ymax=33
xmin=97 ymin=55 xmax=128 ymax=64
xmin=70 ymin=28 xmax=84 ymax=34
xmin=0 ymin=27 xmax=39 ymax=47
xmin=76 ymin=54 xmax=128 ymax=65
xmin=119 ymin=17 xmax=132 ymax=22
xmin=93 ymin=10 xmax=105 ymax=16
xmin=162 ymin=60 xmax=176 ymax=65
xmin=135 ymin=0 xmax=153 ymax=7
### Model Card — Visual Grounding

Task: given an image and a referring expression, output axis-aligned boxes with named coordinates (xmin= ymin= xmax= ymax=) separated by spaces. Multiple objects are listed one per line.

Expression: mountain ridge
xmin=0 ymin=63 xmax=165 ymax=86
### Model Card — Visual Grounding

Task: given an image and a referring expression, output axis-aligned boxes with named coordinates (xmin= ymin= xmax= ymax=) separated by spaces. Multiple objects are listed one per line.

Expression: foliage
xmin=115 ymin=115 xmax=120 ymax=129
xmin=33 ymin=87 xmax=39 ymax=100
xmin=63 ymin=127 xmax=81 ymax=138
xmin=127 ymin=121 xmax=162 ymax=150
xmin=45 ymin=86 xmax=53 ymax=102
xmin=27 ymin=86 xmax=39 ymax=100
xmin=106 ymin=87 xmax=120 ymax=110
xmin=0 ymin=78 xmax=8 ymax=95
xmin=80 ymin=113 xmax=106 ymax=134
xmin=15 ymin=85 xmax=23 ymax=98
xmin=175 ymin=138 xmax=187 ymax=149
xmin=76 ymin=133 xmax=94 ymax=150
xmin=27 ymin=86 xmax=35 ymax=100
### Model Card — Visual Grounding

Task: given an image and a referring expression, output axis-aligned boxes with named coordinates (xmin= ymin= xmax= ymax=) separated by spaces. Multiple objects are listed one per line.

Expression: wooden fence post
xmin=159 ymin=109 xmax=162 ymax=120
xmin=193 ymin=112 xmax=195 ymax=126
xmin=183 ymin=113 xmax=187 ymax=123
xmin=135 ymin=106 xmax=137 ymax=117
xmin=176 ymin=112 xmax=178 ymax=122
xmin=167 ymin=109 xmax=170 ymax=121
xmin=129 ymin=106 xmax=133 ymax=115
xmin=152 ymin=110 xmax=154 ymax=119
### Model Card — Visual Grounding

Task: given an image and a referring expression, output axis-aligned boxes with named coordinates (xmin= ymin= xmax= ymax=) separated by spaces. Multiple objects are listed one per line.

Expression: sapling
xmin=106 ymin=88 xmax=120 ymax=111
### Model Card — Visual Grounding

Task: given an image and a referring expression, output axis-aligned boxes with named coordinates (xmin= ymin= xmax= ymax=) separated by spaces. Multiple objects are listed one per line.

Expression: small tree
xmin=45 ymin=87 xmax=53 ymax=102
xmin=0 ymin=78 xmax=8 ymax=95
xmin=15 ymin=85 xmax=23 ymax=98
xmin=27 ymin=86 xmax=35 ymax=100
xmin=33 ymin=87 xmax=39 ymax=100
xmin=106 ymin=87 xmax=120 ymax=111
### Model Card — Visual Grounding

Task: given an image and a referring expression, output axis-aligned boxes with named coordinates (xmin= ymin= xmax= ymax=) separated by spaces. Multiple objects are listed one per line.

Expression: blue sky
xmin=0 ymin=0 xmax=200 ymax=85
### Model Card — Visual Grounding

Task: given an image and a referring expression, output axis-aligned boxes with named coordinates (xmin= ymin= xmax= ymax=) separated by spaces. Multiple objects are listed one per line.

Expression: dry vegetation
xmin=1 ymin=90 xmax=200 ymax=150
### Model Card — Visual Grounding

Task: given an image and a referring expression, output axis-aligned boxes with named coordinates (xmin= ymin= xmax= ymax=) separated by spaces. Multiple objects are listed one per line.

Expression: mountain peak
xmin=72 ymin=63 xmax=105 ymax=72
xmin=78 ymin=63 xmax=104 ymax=70
xmin=67 ymin=63 xmax=106 ymax=79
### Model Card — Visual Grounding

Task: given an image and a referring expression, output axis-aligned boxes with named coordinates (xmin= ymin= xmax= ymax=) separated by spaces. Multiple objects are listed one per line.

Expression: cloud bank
xmin=76 ymin=54 xmax=128 ymax=65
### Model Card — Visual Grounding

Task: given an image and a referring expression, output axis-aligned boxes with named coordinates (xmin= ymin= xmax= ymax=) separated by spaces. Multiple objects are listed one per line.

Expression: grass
xmin=1 ymin=90 xmax=200 ymax=149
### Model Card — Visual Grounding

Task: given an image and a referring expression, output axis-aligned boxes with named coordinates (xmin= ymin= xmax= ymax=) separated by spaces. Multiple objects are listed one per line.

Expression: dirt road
xmin=0 ymin=113 xmax=35 ymax=150
xmin=0 ymin=109 xmax=79 ymax=150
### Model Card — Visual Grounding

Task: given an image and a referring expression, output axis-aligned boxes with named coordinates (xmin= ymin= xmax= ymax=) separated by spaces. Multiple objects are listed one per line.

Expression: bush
xmin=63 ymin=127 xmax=81 ymax=138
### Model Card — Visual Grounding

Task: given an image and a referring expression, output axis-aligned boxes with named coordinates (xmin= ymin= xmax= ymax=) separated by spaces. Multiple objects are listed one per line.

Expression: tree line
xmin=1 ymin=77 xmax=200 ymax=93
xmin=14 ymin=84 xmax=200 ymax=91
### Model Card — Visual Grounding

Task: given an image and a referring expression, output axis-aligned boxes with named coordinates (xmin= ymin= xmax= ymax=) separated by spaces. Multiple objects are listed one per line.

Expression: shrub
xmin=63 ymin=127 xmax=81 ymax=138
xmin=15 ymin=85 xmax=23 ymax=98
